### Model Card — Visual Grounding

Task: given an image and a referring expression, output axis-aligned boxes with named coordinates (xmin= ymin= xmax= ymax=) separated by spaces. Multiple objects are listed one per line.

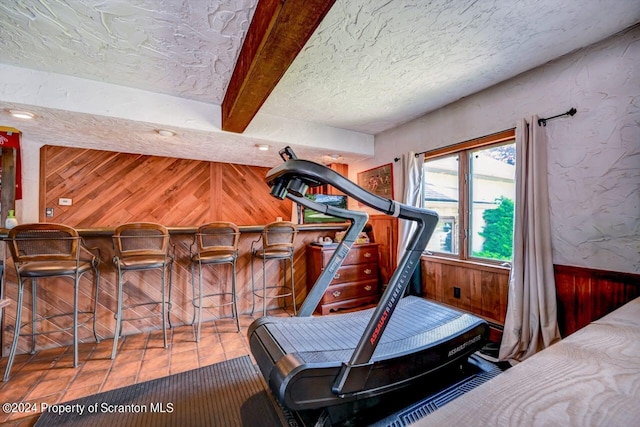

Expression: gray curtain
xmin=397 ymin=152 xmax=425 ymax=295
xmin=499 ymin=117 xmax=561 ymax=362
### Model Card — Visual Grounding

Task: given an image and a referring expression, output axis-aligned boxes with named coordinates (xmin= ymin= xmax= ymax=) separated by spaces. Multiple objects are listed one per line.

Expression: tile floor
xmin=0 ymin=313 xmax=275 ymax=426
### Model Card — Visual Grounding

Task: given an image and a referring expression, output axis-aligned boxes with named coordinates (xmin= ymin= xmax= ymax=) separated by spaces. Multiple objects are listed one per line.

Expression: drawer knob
xmin=364 ymin=285 xmax=372 ymax=291
xmin=332 ymin=290 xmax=341 ymax=298
xmin=364 ymin=252 xmax=372 ymax=258
xmin=333 ymin=273 xmax=341 ymax=280
xmin=364 ymin=269 xmax=372 ymax=275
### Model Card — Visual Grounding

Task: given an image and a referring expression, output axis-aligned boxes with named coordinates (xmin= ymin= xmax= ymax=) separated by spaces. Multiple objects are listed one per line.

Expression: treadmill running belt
xmin=268 ymin=297 xmax=478 ymax=361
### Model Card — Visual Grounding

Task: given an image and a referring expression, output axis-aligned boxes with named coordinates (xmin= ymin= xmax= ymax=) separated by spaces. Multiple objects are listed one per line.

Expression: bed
xmin=414 ymin=296 xmax=640 ymax=426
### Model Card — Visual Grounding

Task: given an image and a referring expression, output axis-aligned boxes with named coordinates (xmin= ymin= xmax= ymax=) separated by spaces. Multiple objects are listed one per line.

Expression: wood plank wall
xmin=555 ymin=264 xmax=640 ymax=336
xmin=421 ymin=257 xmax=509 ymax=334
xmin=1 ymin=145 xmax=306 ymax=356
xmin=39 ymin=145 xmax=291 ymax=226
xmin=421 ymin=257 xmax=640 ymax=341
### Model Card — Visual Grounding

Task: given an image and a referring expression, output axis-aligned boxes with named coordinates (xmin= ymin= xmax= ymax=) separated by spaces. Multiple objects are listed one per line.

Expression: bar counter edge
xmin=0 ymin=223 xmax=349 ymax=238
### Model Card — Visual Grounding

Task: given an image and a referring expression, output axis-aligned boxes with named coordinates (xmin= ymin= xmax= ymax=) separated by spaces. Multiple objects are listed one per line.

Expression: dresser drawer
xmin=321 ymin=245 xmax=379 ymax=266
xmin=307 ymin=242 xmax=381 ymax=315
xmin=329 ymin=263 xmax=378 ymax=285
xmin=320 ymin=279 xmax=379 ymax=304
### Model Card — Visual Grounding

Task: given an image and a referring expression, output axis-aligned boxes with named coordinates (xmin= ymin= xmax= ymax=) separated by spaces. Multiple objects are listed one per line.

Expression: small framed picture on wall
xmin=357 ymin=163 xmax=394 ymax=202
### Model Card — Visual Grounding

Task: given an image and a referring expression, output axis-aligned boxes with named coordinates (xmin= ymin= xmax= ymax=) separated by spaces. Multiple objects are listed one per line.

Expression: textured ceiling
xmin=265 ymin=0 xmax=640 ymax=134
xmin=0 ymin=0 xmax=256 ymax=104
xmin=1 ymin=0 xmax=639 ymax=166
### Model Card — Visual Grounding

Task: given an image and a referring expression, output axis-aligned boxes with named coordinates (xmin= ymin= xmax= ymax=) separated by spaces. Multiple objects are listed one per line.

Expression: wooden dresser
xmin=306 ymin=243 xmax=381 ymax=314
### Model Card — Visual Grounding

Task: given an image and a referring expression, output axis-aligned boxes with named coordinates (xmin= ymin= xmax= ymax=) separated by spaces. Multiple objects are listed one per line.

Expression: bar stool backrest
xmin=196 ymin=222 xmax=239 ymax=254
xmin=262 ymin=221 xmax=297 ymax=253
xmin=7 ymin=223 xmax=80 ymax=263
xmin=113 ymin=222 xmax=169 ymax=258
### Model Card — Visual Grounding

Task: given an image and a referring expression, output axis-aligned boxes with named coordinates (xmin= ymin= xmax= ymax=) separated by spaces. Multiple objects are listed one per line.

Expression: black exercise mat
xmin=35 ymin=356 xmax=287 ymax=426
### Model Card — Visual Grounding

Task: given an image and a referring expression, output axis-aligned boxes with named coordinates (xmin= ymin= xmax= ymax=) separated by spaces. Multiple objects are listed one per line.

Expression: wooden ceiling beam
xmin=221 ymin=0 xmax=336 ymax=133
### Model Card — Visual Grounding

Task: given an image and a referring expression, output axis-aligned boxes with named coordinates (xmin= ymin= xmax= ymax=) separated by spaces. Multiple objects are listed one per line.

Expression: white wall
xmin=357 ymin=25 xmax=640 ymax=274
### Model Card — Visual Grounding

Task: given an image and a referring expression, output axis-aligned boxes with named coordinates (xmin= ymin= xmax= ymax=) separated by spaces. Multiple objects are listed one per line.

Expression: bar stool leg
xmin=190 ymin=262 xmax=197 ymax=326
xmin=262 ymin=256 xmax=267 ymax=317
xmin=3 ymin=281 xmax=25 ymax=381
xmin=196 ymin=262 xmax=204 ymax=342
xmin=111 ymin=269 xmax=124 ymax=360
xmin=250 ymin=255 xmax=256 ymax=315
xmin=161 ymin=267 xmax=168 ymax=349
xmin=92 ymin=266 xmax=101 ymax=343
xmin=31 ymin=279 xmax=37 ymax=354
xmin=281 ymin=259 xmax=288 ymax=311
xmin=232 ymin=260 xmax=240 ymax=332
xmin=167 ymin=263 xmax=173 ymax=329
xmin=290 ymin=255 xmax=297 ymax=315
xmin=73 ymin=275 xmax=79 ymax=367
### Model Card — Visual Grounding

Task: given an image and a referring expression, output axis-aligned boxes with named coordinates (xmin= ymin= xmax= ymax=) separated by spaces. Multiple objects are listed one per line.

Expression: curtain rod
xmin=538 ymin=107 xmax=577 ymax=127
xmin=392 ymin=108 xmax=576 ymax=161
xmin=404 ymin=128 xmax=516 ymax=160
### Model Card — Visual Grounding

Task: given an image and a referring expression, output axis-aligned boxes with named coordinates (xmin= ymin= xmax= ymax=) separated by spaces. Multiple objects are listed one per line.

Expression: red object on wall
xmin=0 ymin=126 xmax=23 ymax=200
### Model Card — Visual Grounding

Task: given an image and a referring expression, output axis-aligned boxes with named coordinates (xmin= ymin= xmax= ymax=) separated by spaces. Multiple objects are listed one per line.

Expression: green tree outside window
xmin=475 ymin=196 xmax=514 ymax=261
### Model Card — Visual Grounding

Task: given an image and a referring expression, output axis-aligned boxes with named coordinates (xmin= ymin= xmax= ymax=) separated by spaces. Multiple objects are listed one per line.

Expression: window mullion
xmin=459 ymin=150 xmax=470 ymax=260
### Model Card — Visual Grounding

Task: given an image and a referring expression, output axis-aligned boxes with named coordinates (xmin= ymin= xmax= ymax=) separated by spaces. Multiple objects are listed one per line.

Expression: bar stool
xmin=190 ymin=222 xmax=240 ymax=341
xmin=3 ymin=223 xmax=100 ymax=381
xmin=111 ymin=222 xmax=173 ymax=359
xmin=251 ymin=221 xmax=298 ymax=316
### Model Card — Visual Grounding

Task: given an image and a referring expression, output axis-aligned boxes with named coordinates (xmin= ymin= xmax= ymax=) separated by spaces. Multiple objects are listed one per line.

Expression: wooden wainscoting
xmin=555 ymin=264 xmax=640 ymax=337
xmin=421 ymin=256 xmax=509 ymax=341
xmin=39 ymin=145 xmax=291 ymax=227
xmin=421 ymin=258 xmax=640 ymax=342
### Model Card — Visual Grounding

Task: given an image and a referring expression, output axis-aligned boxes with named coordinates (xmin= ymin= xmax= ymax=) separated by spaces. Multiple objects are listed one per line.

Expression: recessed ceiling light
xmin=155 ymin=129 xmax=176 ymax=137
xmin=256 ymin=144 xmax=270 ymax=151
xmin=329 ymin=154 xmax=341 ymax=160
xmin=9 ymin=110 xmax=35 ymax=119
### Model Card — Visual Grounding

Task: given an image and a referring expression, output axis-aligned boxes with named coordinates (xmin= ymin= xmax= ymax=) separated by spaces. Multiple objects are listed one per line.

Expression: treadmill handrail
xmin=289 ymin=193 xmax=369 ymax=317
xmin=265 ymin=149 xmax=439 ymax=396
xmin=267 ymin=159 xmax=399 ymax=218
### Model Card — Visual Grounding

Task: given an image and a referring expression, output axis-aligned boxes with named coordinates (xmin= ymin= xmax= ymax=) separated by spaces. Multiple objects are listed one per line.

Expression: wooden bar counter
xmin=0 ymin=224 xmax=347 ymax=357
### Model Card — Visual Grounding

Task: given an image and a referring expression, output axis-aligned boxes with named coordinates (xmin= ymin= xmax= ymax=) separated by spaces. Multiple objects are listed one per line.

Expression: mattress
xmin=414 ymin=297 xmax=640 ymax=426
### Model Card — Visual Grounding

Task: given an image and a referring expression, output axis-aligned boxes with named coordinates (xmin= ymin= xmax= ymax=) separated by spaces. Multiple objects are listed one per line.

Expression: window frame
xmin=422 ymin=129 xmax=515 ymax=266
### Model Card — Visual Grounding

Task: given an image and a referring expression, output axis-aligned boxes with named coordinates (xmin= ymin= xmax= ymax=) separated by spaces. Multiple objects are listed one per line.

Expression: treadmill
xmin=248 ymin=147 xmax=488 ymax=422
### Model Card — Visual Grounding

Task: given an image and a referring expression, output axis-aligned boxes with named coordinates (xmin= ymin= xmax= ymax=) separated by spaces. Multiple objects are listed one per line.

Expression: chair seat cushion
xmin=116 ymin=255 xmax=169 ymax=270
xmin=254 ymin=249 xmax=292 ymax=259
xmin=18 ymin=260 xmax=95 ymax=278
xmin=192 ymin=250 xmax=237 ymax=264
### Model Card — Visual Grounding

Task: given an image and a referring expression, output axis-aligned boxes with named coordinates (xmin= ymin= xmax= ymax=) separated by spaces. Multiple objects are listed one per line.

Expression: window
xmin=422 ymin=130 xmax=516 ymax=263
xmin=424 ymin=154 xmax=459 ymax=255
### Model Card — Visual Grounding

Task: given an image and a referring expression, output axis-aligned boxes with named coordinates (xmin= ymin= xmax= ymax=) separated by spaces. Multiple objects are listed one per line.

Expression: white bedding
xmin=414 ymin=297 xmax=640 ymax=426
